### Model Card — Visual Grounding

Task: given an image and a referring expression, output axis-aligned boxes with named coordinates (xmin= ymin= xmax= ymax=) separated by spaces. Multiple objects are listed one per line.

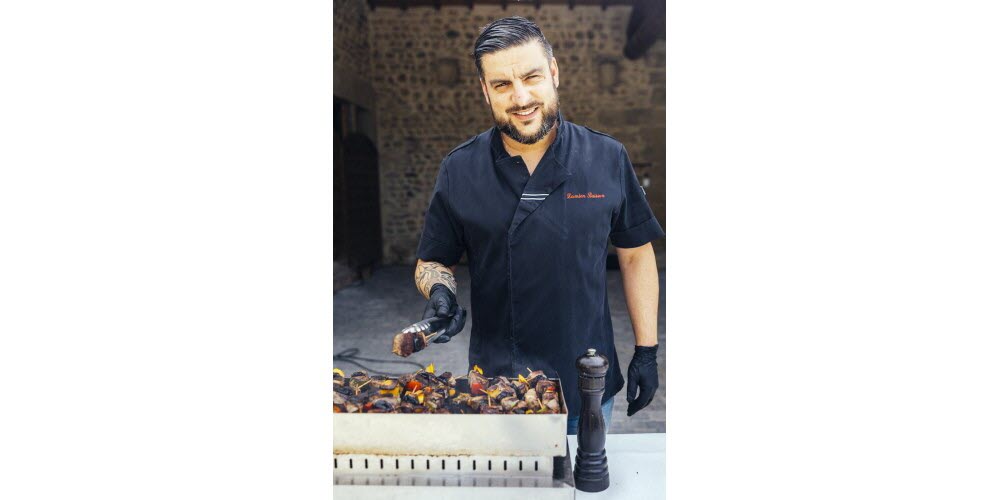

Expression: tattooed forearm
xmin=415 ymin=259 xmax=457 ymax=299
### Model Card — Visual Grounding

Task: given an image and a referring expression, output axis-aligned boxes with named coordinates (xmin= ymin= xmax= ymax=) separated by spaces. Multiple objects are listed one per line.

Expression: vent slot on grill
xmin=333 ymin=454 xmax=554 ymax=477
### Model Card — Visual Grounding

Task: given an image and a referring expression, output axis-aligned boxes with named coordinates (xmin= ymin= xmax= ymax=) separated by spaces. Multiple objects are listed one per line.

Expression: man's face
xmin=479 ymin=41 xmax=560 ymax=145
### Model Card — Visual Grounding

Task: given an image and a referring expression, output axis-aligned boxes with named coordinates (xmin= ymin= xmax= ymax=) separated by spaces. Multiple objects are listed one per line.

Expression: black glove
xmin=626 ymin=344 xmax=659 ymax=416
xmin=422 ymin=284 xmax=466 ymax=344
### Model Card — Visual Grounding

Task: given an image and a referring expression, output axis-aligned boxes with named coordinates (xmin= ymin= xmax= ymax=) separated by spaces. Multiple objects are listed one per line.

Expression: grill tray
xmin=333 ymin=377 xmax=568 ymax=457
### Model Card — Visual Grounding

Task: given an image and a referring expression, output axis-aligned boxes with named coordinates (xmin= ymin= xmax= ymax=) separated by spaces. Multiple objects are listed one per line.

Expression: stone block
xmin=597 ymin=108 xmax=648 ymax=128
xmin=642 ymin=126 xmax=665 ymax=163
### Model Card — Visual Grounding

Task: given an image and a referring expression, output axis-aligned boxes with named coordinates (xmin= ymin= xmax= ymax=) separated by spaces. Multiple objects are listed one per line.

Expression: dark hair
xmin=472 ymin=16 xmax=554 ymax=80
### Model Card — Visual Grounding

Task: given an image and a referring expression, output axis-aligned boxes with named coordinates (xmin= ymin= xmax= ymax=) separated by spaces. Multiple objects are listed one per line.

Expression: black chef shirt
xmin=416 ymin=112 xmax=664 ymax=418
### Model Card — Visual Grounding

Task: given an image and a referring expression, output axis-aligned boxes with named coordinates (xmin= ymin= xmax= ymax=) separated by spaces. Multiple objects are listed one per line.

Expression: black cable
xmin=332 ymin=348 xmax=426 ymax=377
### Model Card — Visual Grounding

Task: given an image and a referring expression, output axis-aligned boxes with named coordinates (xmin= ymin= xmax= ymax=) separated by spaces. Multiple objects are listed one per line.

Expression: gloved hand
xmin=626 ymin=344 xmax=659 ymax=416
xmin=422 ymin=284 xmax=467 ymax=344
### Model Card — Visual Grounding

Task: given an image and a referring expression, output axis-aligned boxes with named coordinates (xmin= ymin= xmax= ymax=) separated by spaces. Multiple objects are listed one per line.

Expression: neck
xmin=501 ymin=119 xmax=559 ymax=158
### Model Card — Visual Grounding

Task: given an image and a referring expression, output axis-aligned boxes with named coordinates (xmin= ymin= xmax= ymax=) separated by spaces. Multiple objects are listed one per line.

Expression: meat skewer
xmin=332 ymin=364 xmax=562 ymax=414
xmin=391 ymin=317 xmax=450 ymax=357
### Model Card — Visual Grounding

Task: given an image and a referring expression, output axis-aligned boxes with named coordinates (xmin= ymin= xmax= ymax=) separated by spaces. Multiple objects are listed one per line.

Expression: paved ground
xmin=333 ymin=264 xmax=665 ymax=433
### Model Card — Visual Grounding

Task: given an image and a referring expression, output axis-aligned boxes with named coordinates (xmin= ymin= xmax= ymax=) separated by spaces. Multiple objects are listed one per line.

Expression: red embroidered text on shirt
xmin=566 ymin=192 xmax=606 ymax=199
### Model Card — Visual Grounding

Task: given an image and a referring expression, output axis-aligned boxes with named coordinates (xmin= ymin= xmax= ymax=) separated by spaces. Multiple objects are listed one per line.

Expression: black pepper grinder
xmin=574 ymin=347 xmax=610 ymax=492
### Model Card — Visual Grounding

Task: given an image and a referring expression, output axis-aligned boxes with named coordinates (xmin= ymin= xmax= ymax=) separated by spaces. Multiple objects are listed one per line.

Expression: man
xmin=413 ymin=17 xmax=662 ymax=434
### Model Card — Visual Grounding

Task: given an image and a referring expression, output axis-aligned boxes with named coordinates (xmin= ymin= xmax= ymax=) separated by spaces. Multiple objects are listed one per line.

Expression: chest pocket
xmin=532 ymin=197 xmax=569 ymax=240
xmin=534 ymin=190 xmax=614 ymax=244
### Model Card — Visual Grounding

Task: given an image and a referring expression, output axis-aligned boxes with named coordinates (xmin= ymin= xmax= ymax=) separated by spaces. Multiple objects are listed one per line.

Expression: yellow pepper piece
xmin=380 ymin=387 xmax=402 ymax=397
xmin=518 ymin=374 xmax=527 ymax=384
xmin=425 ymin=363 xmax=435 ymax=373
xmin=473 ymin=364 xmax=483 ymax=374
xmin=448 ymin=388 xmax=456 ymax=396
xmin=525 ymin=410 xmax=534 ymax=414
xmin=417 ymin=393 xmax=425 ymax=403
xmin=332 ymin=368 xmax=345 ymax=377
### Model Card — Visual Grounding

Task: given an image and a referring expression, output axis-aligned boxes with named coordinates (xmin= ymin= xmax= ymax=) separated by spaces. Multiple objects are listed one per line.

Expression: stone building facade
xmin=334 ymin=0 xmax=375 ymax=109
xmin=335 ymin=0 xmax=664 ymax=265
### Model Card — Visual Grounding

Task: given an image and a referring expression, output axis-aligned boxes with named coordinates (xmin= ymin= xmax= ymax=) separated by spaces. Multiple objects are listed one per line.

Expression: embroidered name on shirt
xmin=566 ymin=192 xmax=605 ymax=199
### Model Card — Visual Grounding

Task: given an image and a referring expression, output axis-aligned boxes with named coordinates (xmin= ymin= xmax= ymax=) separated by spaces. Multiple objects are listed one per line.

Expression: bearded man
xmin=412 ymin=16 xmax=663 ymax=434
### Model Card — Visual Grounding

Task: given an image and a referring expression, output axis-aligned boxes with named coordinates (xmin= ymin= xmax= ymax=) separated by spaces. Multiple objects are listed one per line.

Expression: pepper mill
xmin=574 ymin=347 xmax=610 ymax=492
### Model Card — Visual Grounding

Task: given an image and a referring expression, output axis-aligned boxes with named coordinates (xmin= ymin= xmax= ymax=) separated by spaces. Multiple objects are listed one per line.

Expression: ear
xmin=550 ymin=57 xmax=559 ymax=89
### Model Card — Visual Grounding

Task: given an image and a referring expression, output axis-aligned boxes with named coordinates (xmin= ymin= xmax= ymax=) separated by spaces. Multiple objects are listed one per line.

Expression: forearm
xmin=617 ymin=244 xmax=659 ymax=347
xmin=414 ymin=259 xmax=457 ymax=299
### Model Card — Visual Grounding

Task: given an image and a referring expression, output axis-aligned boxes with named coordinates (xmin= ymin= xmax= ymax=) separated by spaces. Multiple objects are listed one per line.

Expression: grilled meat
xmin=468 ymin=369 xmax=489 ymax=396
xmin=523 ymin=388 xmax=538 ymax=406
xmin=500 ymin=395 xmax=520 ymax=412
xmin=332 ymin=365 xmax=562 ymax=414
xmin=535 ymin=379 xmax=556 ymax=395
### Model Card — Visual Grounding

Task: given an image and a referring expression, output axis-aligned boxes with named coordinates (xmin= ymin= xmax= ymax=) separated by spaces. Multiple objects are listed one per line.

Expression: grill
xmin=333 ymin=377 xmax=576 ymax=498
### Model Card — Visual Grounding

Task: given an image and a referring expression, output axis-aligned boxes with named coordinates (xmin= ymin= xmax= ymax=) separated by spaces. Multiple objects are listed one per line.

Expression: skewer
xmin=392 ymin=323 xmax=447 ymax=357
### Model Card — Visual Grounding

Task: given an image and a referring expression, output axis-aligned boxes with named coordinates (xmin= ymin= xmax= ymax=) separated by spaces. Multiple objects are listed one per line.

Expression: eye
xmin=495 ymin=83 xmax=508 ymax=89
xmin=527 ymin=75 xmax=541 ymax=81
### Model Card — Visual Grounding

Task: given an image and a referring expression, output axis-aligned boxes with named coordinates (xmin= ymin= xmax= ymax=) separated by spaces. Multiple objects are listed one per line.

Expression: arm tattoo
xmin=415 ymin=261 xmax=457 ymax=299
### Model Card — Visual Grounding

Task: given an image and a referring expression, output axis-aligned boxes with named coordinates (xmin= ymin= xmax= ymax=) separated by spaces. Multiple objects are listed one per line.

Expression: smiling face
xmin=479 ymin=41 xmax=560 ymax=145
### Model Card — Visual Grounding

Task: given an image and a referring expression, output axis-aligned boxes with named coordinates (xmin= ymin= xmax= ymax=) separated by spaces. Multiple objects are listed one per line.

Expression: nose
xmin=510 ymin=81 xmax=532 ymax=108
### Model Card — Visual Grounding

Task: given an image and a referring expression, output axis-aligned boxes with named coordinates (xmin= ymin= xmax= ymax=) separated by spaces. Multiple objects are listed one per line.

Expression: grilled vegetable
xmin=487 ymin=381 xmax=516 ymax=401
xmin=468 ymin=369 xmax=489 ymax=396
xmin=333 ymin=364 xmax=562 ymax=414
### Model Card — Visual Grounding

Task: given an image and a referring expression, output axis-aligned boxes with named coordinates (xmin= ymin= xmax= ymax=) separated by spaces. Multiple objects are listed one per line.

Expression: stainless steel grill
xmin=333 ymin=377 xmax=576 ymax=498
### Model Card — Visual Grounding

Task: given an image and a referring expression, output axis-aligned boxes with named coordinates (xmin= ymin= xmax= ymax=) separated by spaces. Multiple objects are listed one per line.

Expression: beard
xmin=490 ymin=90 xmax=560 ymax=145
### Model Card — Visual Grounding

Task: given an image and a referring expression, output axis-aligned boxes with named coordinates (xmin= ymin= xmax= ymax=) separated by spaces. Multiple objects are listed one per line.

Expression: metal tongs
xmin=401 ymin=316 xmax=449 ymax=339
xmin=391 ymin=316 xmax=450 ymax=357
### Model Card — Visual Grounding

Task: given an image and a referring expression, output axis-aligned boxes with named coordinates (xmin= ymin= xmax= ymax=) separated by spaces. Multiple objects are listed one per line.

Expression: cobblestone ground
xmin=333 ymin=265 xmax=666 ymax=433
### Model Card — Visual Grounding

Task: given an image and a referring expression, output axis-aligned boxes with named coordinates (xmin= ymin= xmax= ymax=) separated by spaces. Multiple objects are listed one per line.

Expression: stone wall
xmin=334 ymin=0 xmax=376 ymax=109
xmin=361 ymin=5 xmax=665 ymax=263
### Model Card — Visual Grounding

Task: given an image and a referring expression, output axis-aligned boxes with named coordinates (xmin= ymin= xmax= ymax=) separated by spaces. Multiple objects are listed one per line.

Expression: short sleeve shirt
xmin=416 ymin=114 xmax=664 ymax=417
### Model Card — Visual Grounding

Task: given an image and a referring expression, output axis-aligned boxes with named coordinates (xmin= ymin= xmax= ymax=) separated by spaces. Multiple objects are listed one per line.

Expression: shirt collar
xmin=490 ymin=110 xmax=566 ymax=164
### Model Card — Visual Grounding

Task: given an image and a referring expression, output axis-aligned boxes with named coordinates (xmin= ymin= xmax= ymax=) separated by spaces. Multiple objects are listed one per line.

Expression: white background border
xmin=2 ymin=0 xmax=999 ymax=498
